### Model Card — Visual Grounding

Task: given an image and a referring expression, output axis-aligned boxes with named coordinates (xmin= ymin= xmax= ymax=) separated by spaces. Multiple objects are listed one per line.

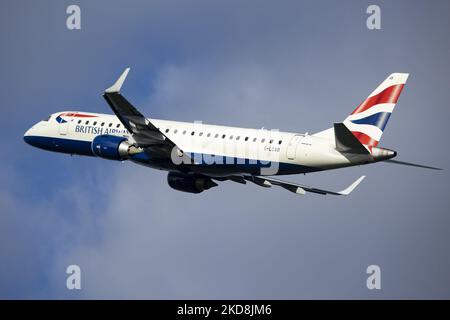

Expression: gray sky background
xmin=1 ymin=0 xmax=449 ymax=299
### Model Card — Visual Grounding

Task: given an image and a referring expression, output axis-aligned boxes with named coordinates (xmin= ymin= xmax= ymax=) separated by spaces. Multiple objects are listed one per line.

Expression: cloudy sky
xmin=1 ymin=0 xmax=449 ymax=299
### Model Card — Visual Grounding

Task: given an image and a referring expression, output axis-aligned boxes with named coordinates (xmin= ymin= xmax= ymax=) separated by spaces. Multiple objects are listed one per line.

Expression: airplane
xmin=23 ymin=69 xmax=441 ymax=196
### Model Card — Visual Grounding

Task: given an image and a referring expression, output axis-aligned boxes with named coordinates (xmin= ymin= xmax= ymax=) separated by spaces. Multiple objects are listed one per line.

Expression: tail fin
xmin=314 ymin=73 xmax=409 ymax=148
xmin=342 ymin=73 xmax=409 ymax=148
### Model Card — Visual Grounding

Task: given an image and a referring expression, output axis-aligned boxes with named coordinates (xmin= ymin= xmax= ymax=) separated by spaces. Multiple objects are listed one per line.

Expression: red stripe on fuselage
xmin=351 ymin=84 xmax=404 ymax=115
xmin=60 ymin=113 xmax=98 ymax=118
xmin=351 ymin=131 xmax=379 ymax=148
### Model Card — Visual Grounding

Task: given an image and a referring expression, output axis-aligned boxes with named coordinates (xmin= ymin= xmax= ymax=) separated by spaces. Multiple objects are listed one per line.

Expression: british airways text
xmin=75 ymin=125 xmax=130 ymax=135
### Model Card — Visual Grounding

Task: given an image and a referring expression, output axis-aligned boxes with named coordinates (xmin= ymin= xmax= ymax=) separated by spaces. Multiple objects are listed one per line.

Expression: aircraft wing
xmin=103 ymin=68 xmax=187 ymax=160
xmin=103 ymin=68 xmax=167 ymax=146
xmin=237 ymin=175 xmax=366 ymax=196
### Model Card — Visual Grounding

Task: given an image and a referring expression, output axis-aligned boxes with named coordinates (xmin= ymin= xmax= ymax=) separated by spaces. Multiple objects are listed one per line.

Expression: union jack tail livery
xmin=343 ymin=73 xmax=409 ymax=148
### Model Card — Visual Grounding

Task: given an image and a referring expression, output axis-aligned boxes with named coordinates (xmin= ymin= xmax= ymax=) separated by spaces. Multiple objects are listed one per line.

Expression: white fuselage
xmin=24 ymin=111 xmax=362 ymax=176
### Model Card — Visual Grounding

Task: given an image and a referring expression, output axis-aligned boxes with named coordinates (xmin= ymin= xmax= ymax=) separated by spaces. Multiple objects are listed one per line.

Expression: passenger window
xmin=229 ymin=135 xmax=233 ymax=140
xmin=93 ymin=122 xmax=97 ymax=126
xmin=199 ymin=132 xmax=203 ymax=136
xmin=174 ymin=129 xmax=178 ymax=134
xmin=261 ymin=138 xmax=265 ymax=143
xmin=236 ymin=136 xmax=240 ymax=140
xmin=269 ymin=139 xmax=273 ymax=144
xmin=109 ymin=123 xmax=112 ymax=127
xmin=116 ymin=124 xmax=120 ymax=128
xmin=183 ymin=130 xmax=186 ymax=135
xmin=278 ymin=140 xmax=282 ymax=145
xmin=165 ymin=129 xmax=169 ymax=133
xmin=101 ymin=122 xmax=105 ymax=126
xmin=78 ymin=120 xmax=81 ymax=124
xmin=215 ymin=134 xmax=219 ymax=138
xmin=207 ymin=133 xmax=211 ymax=137
xmin=253 ymin=138 xmax=257 ymax=142
xmin=85 ymin=121 xmax=89 ymax=125
xmin=222 ymin=134 xmax=226 ymax=139
xmin=191 ymin=131 xmax=195 ymax=136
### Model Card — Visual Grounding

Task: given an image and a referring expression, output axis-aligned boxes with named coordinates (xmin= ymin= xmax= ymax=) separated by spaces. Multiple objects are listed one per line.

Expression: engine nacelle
xmin=167 ymin=172 xmax=218 ymax=194
xmin=91 ymin=135 xmax=134 ymax=161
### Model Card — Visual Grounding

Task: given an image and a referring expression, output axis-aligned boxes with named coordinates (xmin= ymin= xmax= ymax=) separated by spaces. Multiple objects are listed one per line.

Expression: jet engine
xmin=167 ymin=172 xmax=218 ymax=194
xmin=91 ymin=135 xmax=141 ymax=161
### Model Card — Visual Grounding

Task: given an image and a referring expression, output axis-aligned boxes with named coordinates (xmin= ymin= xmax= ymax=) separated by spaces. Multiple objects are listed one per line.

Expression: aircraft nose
xmin=23 ymin=127 xmax=34 ymax=145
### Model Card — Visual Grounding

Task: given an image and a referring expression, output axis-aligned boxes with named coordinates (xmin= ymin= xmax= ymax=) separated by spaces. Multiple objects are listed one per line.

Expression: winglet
xmin=105 ymin=68 xmax=130 ymax=93
xmin=338 ymin=176 xmax=366 ymax=195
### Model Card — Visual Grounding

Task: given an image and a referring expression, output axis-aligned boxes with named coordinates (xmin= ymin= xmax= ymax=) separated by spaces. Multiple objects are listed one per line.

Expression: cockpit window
xmin=43 ymin=115 xmax=51 ymax=122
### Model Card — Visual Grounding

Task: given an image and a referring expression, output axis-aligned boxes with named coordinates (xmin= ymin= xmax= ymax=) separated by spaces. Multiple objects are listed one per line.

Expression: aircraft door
xmin=58 ymin=120 xmax=69 ymax=135
xmin=286 ymin=135 xmax=302 ymax=160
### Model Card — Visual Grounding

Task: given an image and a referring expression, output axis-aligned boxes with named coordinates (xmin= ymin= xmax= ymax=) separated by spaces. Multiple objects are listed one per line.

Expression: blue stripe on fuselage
xmin=24 ymin=135 xmax=93 ymax=156
xmin=24 ymin=135 xmax=321 ymax=175
xmin=130 ymin=151 xmax=321 ymax=175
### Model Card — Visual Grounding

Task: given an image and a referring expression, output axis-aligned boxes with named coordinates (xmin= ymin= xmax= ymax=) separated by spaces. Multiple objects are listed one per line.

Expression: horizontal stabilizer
xmin=334 ymin=123 xmax=369 ymax=154
xmin=384 ymin=159 xmax=442 ymax=171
